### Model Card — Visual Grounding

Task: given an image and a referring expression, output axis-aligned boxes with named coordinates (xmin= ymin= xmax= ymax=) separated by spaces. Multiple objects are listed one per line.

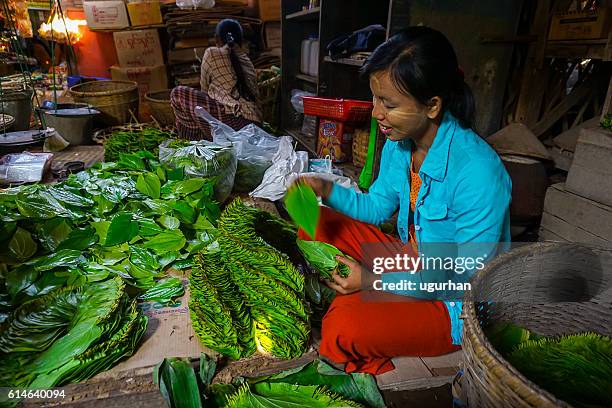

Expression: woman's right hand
xmin=295 ymin=176 xmax=334 ymax=200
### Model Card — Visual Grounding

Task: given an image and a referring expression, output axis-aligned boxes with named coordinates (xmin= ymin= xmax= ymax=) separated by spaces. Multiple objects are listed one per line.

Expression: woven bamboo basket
xmin=145 ymin=89 xmax=176 ymax=127
xmin=352 ymin=127 xmax=384 ymax=168
xmin=462 ymin=242 xmax=612 ymax=408
xmin=69 ymin=81 xmax=139 ymax=126
xmin=258 ymin=74 xmax=280 ymax=126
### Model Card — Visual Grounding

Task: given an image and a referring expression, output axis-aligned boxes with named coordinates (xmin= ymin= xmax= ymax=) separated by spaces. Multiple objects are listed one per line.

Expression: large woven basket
xmin=258 ymin=74 xmax=280 ymax=126
xmin=69 ymin=80 xmax=139 ymax=126
xmin=462 ymin=242 xmax=612 ymax=408
xmin=145 ymin=89 xmax=176 ymax=127
xmin=352 ymin=127 xmax=384 ymax=168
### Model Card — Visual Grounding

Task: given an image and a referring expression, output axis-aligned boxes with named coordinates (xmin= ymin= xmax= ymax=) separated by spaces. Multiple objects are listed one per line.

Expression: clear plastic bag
xmin=290 ymin=89 xmax=315 ymax=114
xmin=0 ymin=152 xmax=53 ymax=184
xmin=159 ymin=139 xmax=237 ymax=203
xmin=176 ymin=0 xmax=215 ymax=9
xmin=195 ymin=106 xmax=280 ymax=192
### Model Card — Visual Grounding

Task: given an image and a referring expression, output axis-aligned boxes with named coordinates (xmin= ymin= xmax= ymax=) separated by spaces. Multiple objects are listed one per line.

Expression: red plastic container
xmin=302 ymin=97 xmax=373 ymax=122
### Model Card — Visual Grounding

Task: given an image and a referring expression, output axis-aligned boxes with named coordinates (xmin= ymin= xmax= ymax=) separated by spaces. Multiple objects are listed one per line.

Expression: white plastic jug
xmin=301 ymin=38 xmax=312 ymax=75
xmin=308 ymin=38 xmax=319 ymax=77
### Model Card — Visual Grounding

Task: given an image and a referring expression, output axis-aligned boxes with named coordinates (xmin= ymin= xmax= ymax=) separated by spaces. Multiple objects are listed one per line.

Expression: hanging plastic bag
xmin=250 ymin=137 xmax=309 ymax=201
xmin=195 ymin=106 xmax=280 ymax=192
xmin=159 ymin=139 xmax=237 ymax=203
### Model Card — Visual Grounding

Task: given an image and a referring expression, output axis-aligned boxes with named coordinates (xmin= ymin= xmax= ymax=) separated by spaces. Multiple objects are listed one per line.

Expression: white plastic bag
xmin=195 ymin=106 xmax=280 ymax=192
xmin=159 ymin=139 xmax=237 ymax=203
xmin=249 ymin=137 xmax=309 ymax=201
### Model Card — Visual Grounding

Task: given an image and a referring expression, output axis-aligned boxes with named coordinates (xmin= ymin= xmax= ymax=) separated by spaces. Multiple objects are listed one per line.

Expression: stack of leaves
xmin=0 ymin=278 xmax=147 ymax=396
xmin=0 ymin=152 xmax=222 ymax=317
xmin=104 ymin=128 xmax=173 ymax=162
xmin=153 ymin=353 xmax=386 ymax=408
xmin=217 ymin=199 xmax=309 ymax=359
xmin=487 ymin=323 xmax=612 ymax=408
xmin=506 ymin=333 xmax=612 ymax=408
xmin=297 ymin=239 xmax=351 ymax=280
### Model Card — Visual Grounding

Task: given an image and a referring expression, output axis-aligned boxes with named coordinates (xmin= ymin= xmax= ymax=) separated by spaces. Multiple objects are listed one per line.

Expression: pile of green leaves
xmin=487 ymin=323 xmax=612 ymax=408
xmin=104 ymin=128 xmax=173 ymax=162
xmin=0 ymin=151 xmax=222 ymax=321
xmin=189 ymin=198 xmax=309 ymax=360
xmin=601 ymin=113 xmax=612 ymax=131
xmin=0 ymin=278 xmax=147 ymax=400
xmin=153 ymin=353 xmax=386 ymax=408
xmin=297 ymin=240 xmax=351 ymax=280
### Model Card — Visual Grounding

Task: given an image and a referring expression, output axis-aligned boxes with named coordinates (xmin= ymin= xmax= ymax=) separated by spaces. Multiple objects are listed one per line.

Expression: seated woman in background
xmin=171 ymin=19 xmax=262 ymax=140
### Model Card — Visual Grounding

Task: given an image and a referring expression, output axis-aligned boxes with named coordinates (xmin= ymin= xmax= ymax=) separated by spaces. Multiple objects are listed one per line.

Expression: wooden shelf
xmin=285 ymin=128 xmax=317 ymax=156
xmin=323 ymin=56 xmax=366 ymax=67
xmin=88 ymin=24 xmax=165 ymax=33
xmin=285 ymin=7 xmax=320 ymax=21
xmin=545 ymin=39 xmax=611 ymax=61
xmin=296 ymin=73 xmax=318 ymax=84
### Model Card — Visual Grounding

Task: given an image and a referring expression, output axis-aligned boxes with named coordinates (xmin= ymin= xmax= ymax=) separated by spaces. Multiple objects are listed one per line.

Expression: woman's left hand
xmin=324 ymin=255 xmax=376 ymax=295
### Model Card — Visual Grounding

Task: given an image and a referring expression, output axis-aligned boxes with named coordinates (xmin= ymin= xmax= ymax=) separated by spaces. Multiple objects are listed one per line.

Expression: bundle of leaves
xmin=159 ymin=140 xmax=237 ymax=203
xmin=0 ymin=278 xmax=147 ymax=399
xmin=153 ymin=353 xmax=386 ymax=408
xmin=104 ymin=128 xmax=173 ymax=162
xmin=189 ymin=250 xmax=255 ymax=360
xmin=217 ymin=199 xmax=309 ymax=359
xmin=506 ymin=333 xmax=612 ymax=408
xmin=0 ymin=151 xmax=221 ymax=321
xmin=297 ymin=239 xmax=351 ymax=280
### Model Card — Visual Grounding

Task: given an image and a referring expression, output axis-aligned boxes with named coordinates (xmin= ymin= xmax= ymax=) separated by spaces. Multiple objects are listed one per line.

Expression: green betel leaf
xmin=130 ymin=246 xmax=160 ymax=271
xmin=297 ymin=240 xmax=351 ymax=280
xmin=154 ymin=357 xmax=203 ymax=408
xmin=117 ymin=153 xmax=146 ymax=170
xmin=57 ymin=226 xmax=98 ymax=251
xmin=284 ymin=183 xmax=320 ymax=240
xmin=136 ymin=173 xmax=161 ymax=199
xmin=137 ymin=277 xmax=184 ymax=304
xmin=91 ymin=220 xmax=110 ymax=246
xmin=172 ymin=202 xmax=196 ymax=224
xmin=30 ymin=249 xmax=85 ymax=271
xmin=37 ymin=218 xmax=72 ymax=252
xmin=158 ymin=215 xmax=180 ymax=230
xmin=9 ymin=227 xmax=38 ymax=261
xmin=143 ymin=230 xmax=187 ymax=254
xmin=173 ymin=178 xmax=213 ymax=197
xmin=105 ymin=213 xmax=139 ymax=247
xmin=138 ymin=219 xmax=163 ymax=237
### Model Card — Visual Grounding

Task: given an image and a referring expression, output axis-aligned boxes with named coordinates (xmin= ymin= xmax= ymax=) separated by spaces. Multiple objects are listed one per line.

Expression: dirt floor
xmin=382 ymin=385 xmax=453 ymax=408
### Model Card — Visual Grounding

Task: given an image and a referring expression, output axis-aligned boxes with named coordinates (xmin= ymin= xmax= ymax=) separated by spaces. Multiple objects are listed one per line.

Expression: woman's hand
xmin=324 ymin=256 xmax=377 ymax=295
xmin=294 ymin=176 xmax=333 ymax=200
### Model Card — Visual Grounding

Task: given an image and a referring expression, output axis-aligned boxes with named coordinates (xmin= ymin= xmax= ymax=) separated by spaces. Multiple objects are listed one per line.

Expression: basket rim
xmin=144 ymin=89 xmax=173 ymax=102
xmin=463 ymin=241 xmax=612 ymax=408
xmin=69 ymin=80 xmax=138 ymax=97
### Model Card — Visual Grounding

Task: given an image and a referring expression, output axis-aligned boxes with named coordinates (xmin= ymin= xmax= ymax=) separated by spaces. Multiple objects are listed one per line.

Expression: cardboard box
xmin=565 ymin=127 xmax=612 ymax=206
xmin=258 ymin=0 xmax=280 ymax=22
xmin=83 ymin=1 xmax=130 ymax=30
xmin=111 ymin=64 xmax=168 ymax=120
xmin=126 ymin=0 xmax=163 ymax=27
xmin=113 ymin=29 xmax=164 ymax=67
xmin=548 ymin=8 xmax=611 ymax=40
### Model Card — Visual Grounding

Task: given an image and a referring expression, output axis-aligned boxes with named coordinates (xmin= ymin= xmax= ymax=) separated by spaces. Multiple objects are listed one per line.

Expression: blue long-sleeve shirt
xmin=326 ymin=112 xmax=511 ymax=344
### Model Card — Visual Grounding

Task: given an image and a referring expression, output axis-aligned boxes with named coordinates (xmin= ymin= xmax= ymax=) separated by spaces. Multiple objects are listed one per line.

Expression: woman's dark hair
xmin=362 ymin=26 xmax=475 ymax=129
xmin=215 ymin=19 xmax=256 ymax=102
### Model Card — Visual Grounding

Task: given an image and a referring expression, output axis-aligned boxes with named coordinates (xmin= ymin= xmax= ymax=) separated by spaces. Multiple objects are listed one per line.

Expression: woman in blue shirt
xmin=298 ymin=26 xmax=511 ymax=375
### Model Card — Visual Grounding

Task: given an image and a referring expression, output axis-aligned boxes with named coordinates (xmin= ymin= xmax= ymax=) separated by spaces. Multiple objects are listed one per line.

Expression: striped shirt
xmin=200 ymin=45 xmax=262 ymax=123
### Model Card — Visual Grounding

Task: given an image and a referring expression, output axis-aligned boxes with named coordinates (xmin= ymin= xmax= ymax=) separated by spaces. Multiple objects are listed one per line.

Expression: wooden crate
xmin=539 ymin=183 xmax=612 ymax=245
xmin=565 ymin=127 xmax=612 ymax=207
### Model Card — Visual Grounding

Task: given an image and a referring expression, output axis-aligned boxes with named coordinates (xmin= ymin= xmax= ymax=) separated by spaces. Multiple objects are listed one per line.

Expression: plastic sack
xmin=290 ymin=89 xmax=315 ymax=114
xmin=176 ymin=0 xmax=215 ymax=9
xmin=195 ymin=106 xmax=280 ymax=192
xmin=159 ymin=139 xmax=237 ymax=203
xmin=0 ymin=152 xmax=53 ymax=184
xmin=250 ymin=137 xmax=309 ymax=201
xmin=287 ymin=172 xmax=361 ymax=193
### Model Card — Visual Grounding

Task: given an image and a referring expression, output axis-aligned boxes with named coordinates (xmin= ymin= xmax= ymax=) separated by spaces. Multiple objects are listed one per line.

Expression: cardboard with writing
xmin=113 ymin=29 xmax=164 ymax=68
xmin=83 ymin=1 xmax=130 ymax=30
